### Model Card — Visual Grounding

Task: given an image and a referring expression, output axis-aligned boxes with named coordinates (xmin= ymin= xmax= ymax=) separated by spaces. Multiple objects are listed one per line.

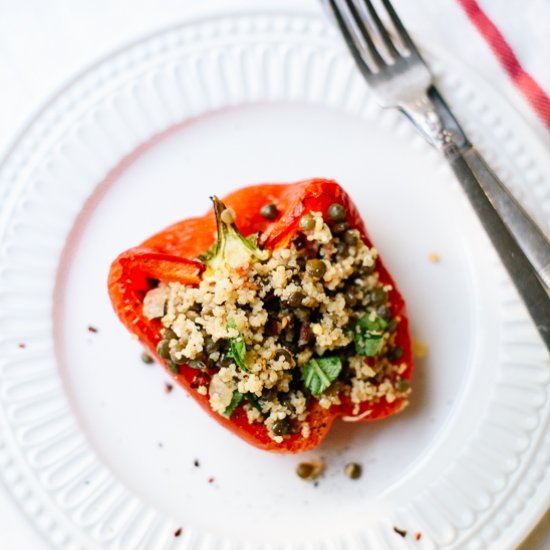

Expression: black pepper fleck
xmin=174 ymin=527 xmax=182 ymax=537
xmin=87 ymin=326 xmax=98 ymax=333
xmin=393 ymin=527 xmax=407 ymax=538
xmin=164 ymin=383 xmax=174 ymax=394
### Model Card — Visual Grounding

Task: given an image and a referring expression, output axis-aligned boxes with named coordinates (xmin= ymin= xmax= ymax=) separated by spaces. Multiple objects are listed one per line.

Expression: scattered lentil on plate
xmin=141 ymin=351 xmax=154 ymax=364
xmin=344 ymin=462 xmax=362 ymax=479
xmin=296 ymin=460 xmax=325 ymax=481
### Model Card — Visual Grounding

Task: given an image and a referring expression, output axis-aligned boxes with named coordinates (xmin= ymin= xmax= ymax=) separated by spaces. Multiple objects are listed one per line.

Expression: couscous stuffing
xmin=143 ymin=197 xmax=411 ymax=444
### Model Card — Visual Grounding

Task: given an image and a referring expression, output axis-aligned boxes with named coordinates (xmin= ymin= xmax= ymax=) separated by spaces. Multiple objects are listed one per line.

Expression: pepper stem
xmin=200 ymin=196 xmax=268 ymax=270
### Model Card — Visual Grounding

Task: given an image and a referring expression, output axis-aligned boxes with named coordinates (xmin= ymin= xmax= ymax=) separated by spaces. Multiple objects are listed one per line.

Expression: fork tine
xmin=343 ymin=0 xmax=385 ymax=69
xmin=361 ymin=0 xmax=399 ymax=58
xmin=327 ymin=0 xmax=374 ymax=76
xmin=380 ymin=0 xmax=421 ymax=55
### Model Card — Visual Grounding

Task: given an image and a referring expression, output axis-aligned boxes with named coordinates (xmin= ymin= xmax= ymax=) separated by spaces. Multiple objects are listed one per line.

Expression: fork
xmin=325 ymin=0 xmax=550 ymax=350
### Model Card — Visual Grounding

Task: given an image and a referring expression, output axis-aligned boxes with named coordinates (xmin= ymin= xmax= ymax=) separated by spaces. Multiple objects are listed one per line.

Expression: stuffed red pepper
xmin=108 ymin=179 xmax=413 ymax=453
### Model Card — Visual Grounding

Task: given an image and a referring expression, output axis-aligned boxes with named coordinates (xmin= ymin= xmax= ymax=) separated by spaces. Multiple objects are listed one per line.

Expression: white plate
xmin=1 ymin=10 xmax=549 ymax=550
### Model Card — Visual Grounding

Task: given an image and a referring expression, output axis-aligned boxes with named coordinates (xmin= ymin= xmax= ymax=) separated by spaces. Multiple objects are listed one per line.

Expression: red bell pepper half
xmin=108 ymin=179 xmax=413 ymax=453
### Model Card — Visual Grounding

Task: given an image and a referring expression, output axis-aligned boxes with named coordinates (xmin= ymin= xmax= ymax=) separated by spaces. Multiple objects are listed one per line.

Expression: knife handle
xmin=447 ymin=150 xmax=550 ymax=349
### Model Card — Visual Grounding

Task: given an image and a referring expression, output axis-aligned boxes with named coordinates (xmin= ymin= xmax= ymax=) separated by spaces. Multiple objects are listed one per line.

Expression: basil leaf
xmin=355 ymin=334 xmax=384 ymax=357
xmin=302 ymin=356 xmax=342 ymax=397
xmin=227 ymin=318 xmax=247 ymax=371
xmin=222 ymin=391 xmax=243 ymax=418
xmin=354 ymin=314 xmax=388 ymax=357
xmin=357 ymin=315 xmax=388 ymax=333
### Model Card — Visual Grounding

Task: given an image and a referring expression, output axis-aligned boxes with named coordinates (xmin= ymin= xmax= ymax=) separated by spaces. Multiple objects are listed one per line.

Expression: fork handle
xmin=425 ymin=88 xmax=550 ymax=290
xmin=446 ymin=149 xmax=550 ymax=349
xmin=461 ymin=147 xmax=550 ymax=289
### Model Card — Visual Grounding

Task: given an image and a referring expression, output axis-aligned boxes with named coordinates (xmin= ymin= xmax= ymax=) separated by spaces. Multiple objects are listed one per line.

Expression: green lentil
xmin=287 ymin=291 xmax=305 ymax=308
xmin=296 ymin=460 xmax=324 ymax=481
xmin=274 ymin=348 xmax=293 ymax=364
xmin=205 ymin=339 xmax=219 ymax=354
xmin=327 ymin=203 xmax=346 ymax=222
xmin=369 ymin=288 xmax=388 ymax=306
xmin=344 ymin=290 xmax=357 ymax=307
xmin=388 ymin=346 xmax=404 ymax=361
xmin=166 ymin=361 xmax=180 ymax=374
xmin=361 ymin=262 xmax=376 ymax=276
xmin=156 ymin=339 xmax=171 ymax=360
xmin=163 ymin=328 xmax=177 ymax=341
xmin=272 ymin=417 xmax=292 ymax=436
xmin=170 ymin=347 xmax=190 ymax=365
xmin=140 ymin=351 xmax=154 ymax=364
xmin=188 ymin=359 xmax=207 ymax=370
xmin=332 ymin=221 xmax=349 ymax=235
xmin=387 ymin=319 xmax=398 ymax=333
xmin=261 ymin=203 xmax=279 ymax=220
xmin=306 ymin=259 xmax=327 ymax=279
xmin=336 ymin=241 xmax=348 ymax=256
xmin=344 ymin=230 xmax=359 ymax=245
xmin=344 ymin=462 xmax=362 ymax=479
xmin=299 ymin=214 xmax=315 ymax=231
xmin=376 ymin=305 xmax=392 ymax=322
xmin=394 ymin=378 xmax=410 ymax=392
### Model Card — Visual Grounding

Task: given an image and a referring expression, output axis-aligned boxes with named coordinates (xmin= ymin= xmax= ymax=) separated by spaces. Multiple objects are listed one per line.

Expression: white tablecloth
xmin=0 ymin=1 xmax=548 ymax=548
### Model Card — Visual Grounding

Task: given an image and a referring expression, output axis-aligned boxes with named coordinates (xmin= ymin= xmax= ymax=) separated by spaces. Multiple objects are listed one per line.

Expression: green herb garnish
xmin=222 ymin=391 xmax=244 ymax=418
xmin=302 ymin=356 xmax=342 ymax=396
xmin=227 ymin=318 xmax=247 ymax=371
xmin=354 ymin=314 xmax=388 ymax=357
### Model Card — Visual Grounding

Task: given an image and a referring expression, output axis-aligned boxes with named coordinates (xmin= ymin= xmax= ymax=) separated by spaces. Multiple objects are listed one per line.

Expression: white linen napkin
xmin=392 ymin=0 xmax=550 ymax=145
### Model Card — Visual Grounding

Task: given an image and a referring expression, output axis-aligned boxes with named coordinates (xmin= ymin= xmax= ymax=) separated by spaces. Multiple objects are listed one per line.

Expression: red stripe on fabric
xmin=457 ymin=0 xmax=550 ymax=130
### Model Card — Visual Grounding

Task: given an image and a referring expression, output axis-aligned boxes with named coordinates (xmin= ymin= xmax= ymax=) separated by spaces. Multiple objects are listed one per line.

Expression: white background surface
xmin=0 ymin=1 xmax=548 ymax=549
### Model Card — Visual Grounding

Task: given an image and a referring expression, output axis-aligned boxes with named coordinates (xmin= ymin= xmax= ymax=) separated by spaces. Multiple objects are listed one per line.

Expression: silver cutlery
xmin=325 ymin=0 xmax=550 ymax=350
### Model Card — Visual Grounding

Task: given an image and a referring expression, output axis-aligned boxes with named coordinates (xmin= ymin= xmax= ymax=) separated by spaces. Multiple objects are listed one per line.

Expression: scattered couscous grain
xmin=412 ymin=339 xmax=429 ymax=359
